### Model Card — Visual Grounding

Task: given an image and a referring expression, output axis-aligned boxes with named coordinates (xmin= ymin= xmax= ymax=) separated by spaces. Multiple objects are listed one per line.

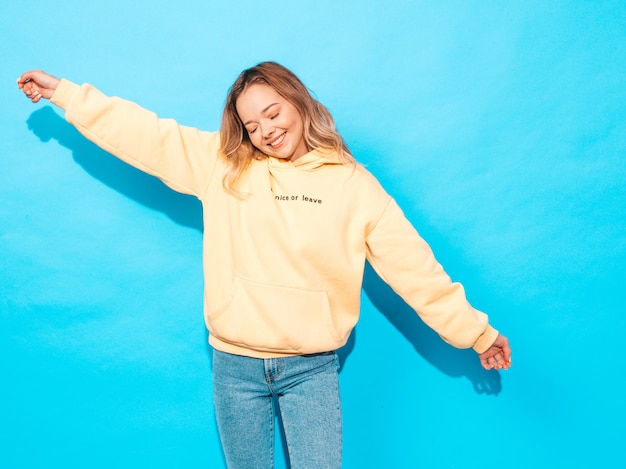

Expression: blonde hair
xmin=220 ymin=61 xmax=354 ymax=194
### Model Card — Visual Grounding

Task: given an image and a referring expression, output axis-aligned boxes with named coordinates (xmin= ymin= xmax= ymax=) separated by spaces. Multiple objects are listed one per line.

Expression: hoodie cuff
xmin=472 ymin=325 xmax=500 ymax=354
xmin=50 ymin=78 xmax=80 ymax=110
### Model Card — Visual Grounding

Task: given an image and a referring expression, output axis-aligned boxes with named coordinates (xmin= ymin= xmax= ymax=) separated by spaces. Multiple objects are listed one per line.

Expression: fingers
xmin=502 ymin=341 xmax=512 ymax=364
xmin=19 ymin=75 xmax=47 ymax=103
xmin=31 ymin=92 xmax=44 ymax=103
xmin=17 ymin=70 xmax=59 ymax=102
xmin=491 ymin=352 xmax=510 ymax=371
xmin=479 ymin=333 xmax=513 ymax=371
xmin=17 ymin=70 xmax=36 ymax=88
xmin=20 ymin=81 xmax=43 ymax=103
xmin=480 ymin=349 xmax=512 ymax=371
xmin=481 ymin=355 xmax=497 ymax=370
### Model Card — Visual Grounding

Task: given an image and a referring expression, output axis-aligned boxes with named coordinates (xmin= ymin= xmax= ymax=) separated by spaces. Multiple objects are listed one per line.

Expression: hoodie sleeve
xmin=365 ymin=198 xmax=498 ymax=353
xmin=50 ymin=79 xmax=221 ymax=197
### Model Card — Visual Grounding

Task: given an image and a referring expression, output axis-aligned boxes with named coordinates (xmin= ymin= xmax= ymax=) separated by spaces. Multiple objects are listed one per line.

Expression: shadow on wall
xmin=361 ymin=262 xmax=503 ymax=395
xmin=26 ymin=106 xmax=203 ymax=232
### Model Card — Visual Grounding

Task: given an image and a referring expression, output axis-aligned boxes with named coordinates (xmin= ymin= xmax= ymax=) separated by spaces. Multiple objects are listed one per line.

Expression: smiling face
xmin=236 ymin=83 xmax=310 ymax=161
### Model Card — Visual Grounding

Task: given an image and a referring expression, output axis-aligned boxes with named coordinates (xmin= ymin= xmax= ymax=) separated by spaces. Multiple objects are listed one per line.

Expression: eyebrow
xmin=243 ymin=103 xmax=279 ymax=126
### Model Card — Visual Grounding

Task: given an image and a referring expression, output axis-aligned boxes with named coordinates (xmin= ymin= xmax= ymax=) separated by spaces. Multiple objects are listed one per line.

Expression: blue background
xmin=2 ymin=1 xmax=625 ymax=467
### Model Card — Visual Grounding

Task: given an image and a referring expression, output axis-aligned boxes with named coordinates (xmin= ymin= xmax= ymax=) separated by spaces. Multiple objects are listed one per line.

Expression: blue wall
xmin=2 ymin=1 xmax=625 ymax=467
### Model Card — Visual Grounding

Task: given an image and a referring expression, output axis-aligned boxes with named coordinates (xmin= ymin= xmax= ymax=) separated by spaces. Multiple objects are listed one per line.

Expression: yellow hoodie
xmin=51 ymin=79 xmax=498 ymax=358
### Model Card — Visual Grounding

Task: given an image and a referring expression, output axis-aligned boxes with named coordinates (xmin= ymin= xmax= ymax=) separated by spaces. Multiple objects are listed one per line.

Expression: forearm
xmin=51 ymin=79 xmax=220 ymax=196
xmin=366 ymin=199 xmax=498 ymax=352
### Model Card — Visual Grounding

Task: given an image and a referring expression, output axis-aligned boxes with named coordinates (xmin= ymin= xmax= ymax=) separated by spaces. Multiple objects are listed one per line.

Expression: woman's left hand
xmin=478 ymin=333 xmax=512 ymax=371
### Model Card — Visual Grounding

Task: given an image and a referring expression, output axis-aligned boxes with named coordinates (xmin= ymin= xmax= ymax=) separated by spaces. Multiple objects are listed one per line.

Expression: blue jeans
xmin=212 ymin=349 xmax=342 ymax=469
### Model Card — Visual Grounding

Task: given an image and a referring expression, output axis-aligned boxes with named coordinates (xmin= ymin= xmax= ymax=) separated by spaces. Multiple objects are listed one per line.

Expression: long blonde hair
xmin=220 ymin=61 xmax=354 ymax=194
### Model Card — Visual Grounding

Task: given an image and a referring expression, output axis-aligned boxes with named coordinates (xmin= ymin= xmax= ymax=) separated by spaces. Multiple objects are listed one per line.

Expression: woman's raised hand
xmin=17 ymin=70 xmax=61 ymax=103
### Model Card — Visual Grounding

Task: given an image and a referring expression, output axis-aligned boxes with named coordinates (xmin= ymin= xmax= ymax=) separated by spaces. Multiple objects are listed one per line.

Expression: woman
xmin=18 ymin=62 xmax=511 ymax=468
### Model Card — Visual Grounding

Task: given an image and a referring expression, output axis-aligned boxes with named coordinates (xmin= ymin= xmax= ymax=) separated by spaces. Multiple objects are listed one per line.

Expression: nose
xmin=261 ymin=122 xmax=276 ymax=140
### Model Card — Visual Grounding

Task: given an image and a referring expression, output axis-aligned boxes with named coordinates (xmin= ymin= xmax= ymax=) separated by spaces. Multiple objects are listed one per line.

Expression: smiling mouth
xmin=269 ymin=132 xmax=286 ymax=147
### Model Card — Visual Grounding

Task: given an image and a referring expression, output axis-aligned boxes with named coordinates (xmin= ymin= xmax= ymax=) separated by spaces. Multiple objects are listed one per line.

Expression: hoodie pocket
xmin=208 ymin=277 xmax=341 ymax=354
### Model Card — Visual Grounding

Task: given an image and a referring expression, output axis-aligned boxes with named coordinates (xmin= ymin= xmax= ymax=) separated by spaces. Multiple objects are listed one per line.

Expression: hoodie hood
xmin=268 ymin=148 xmax=345 ymax=171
